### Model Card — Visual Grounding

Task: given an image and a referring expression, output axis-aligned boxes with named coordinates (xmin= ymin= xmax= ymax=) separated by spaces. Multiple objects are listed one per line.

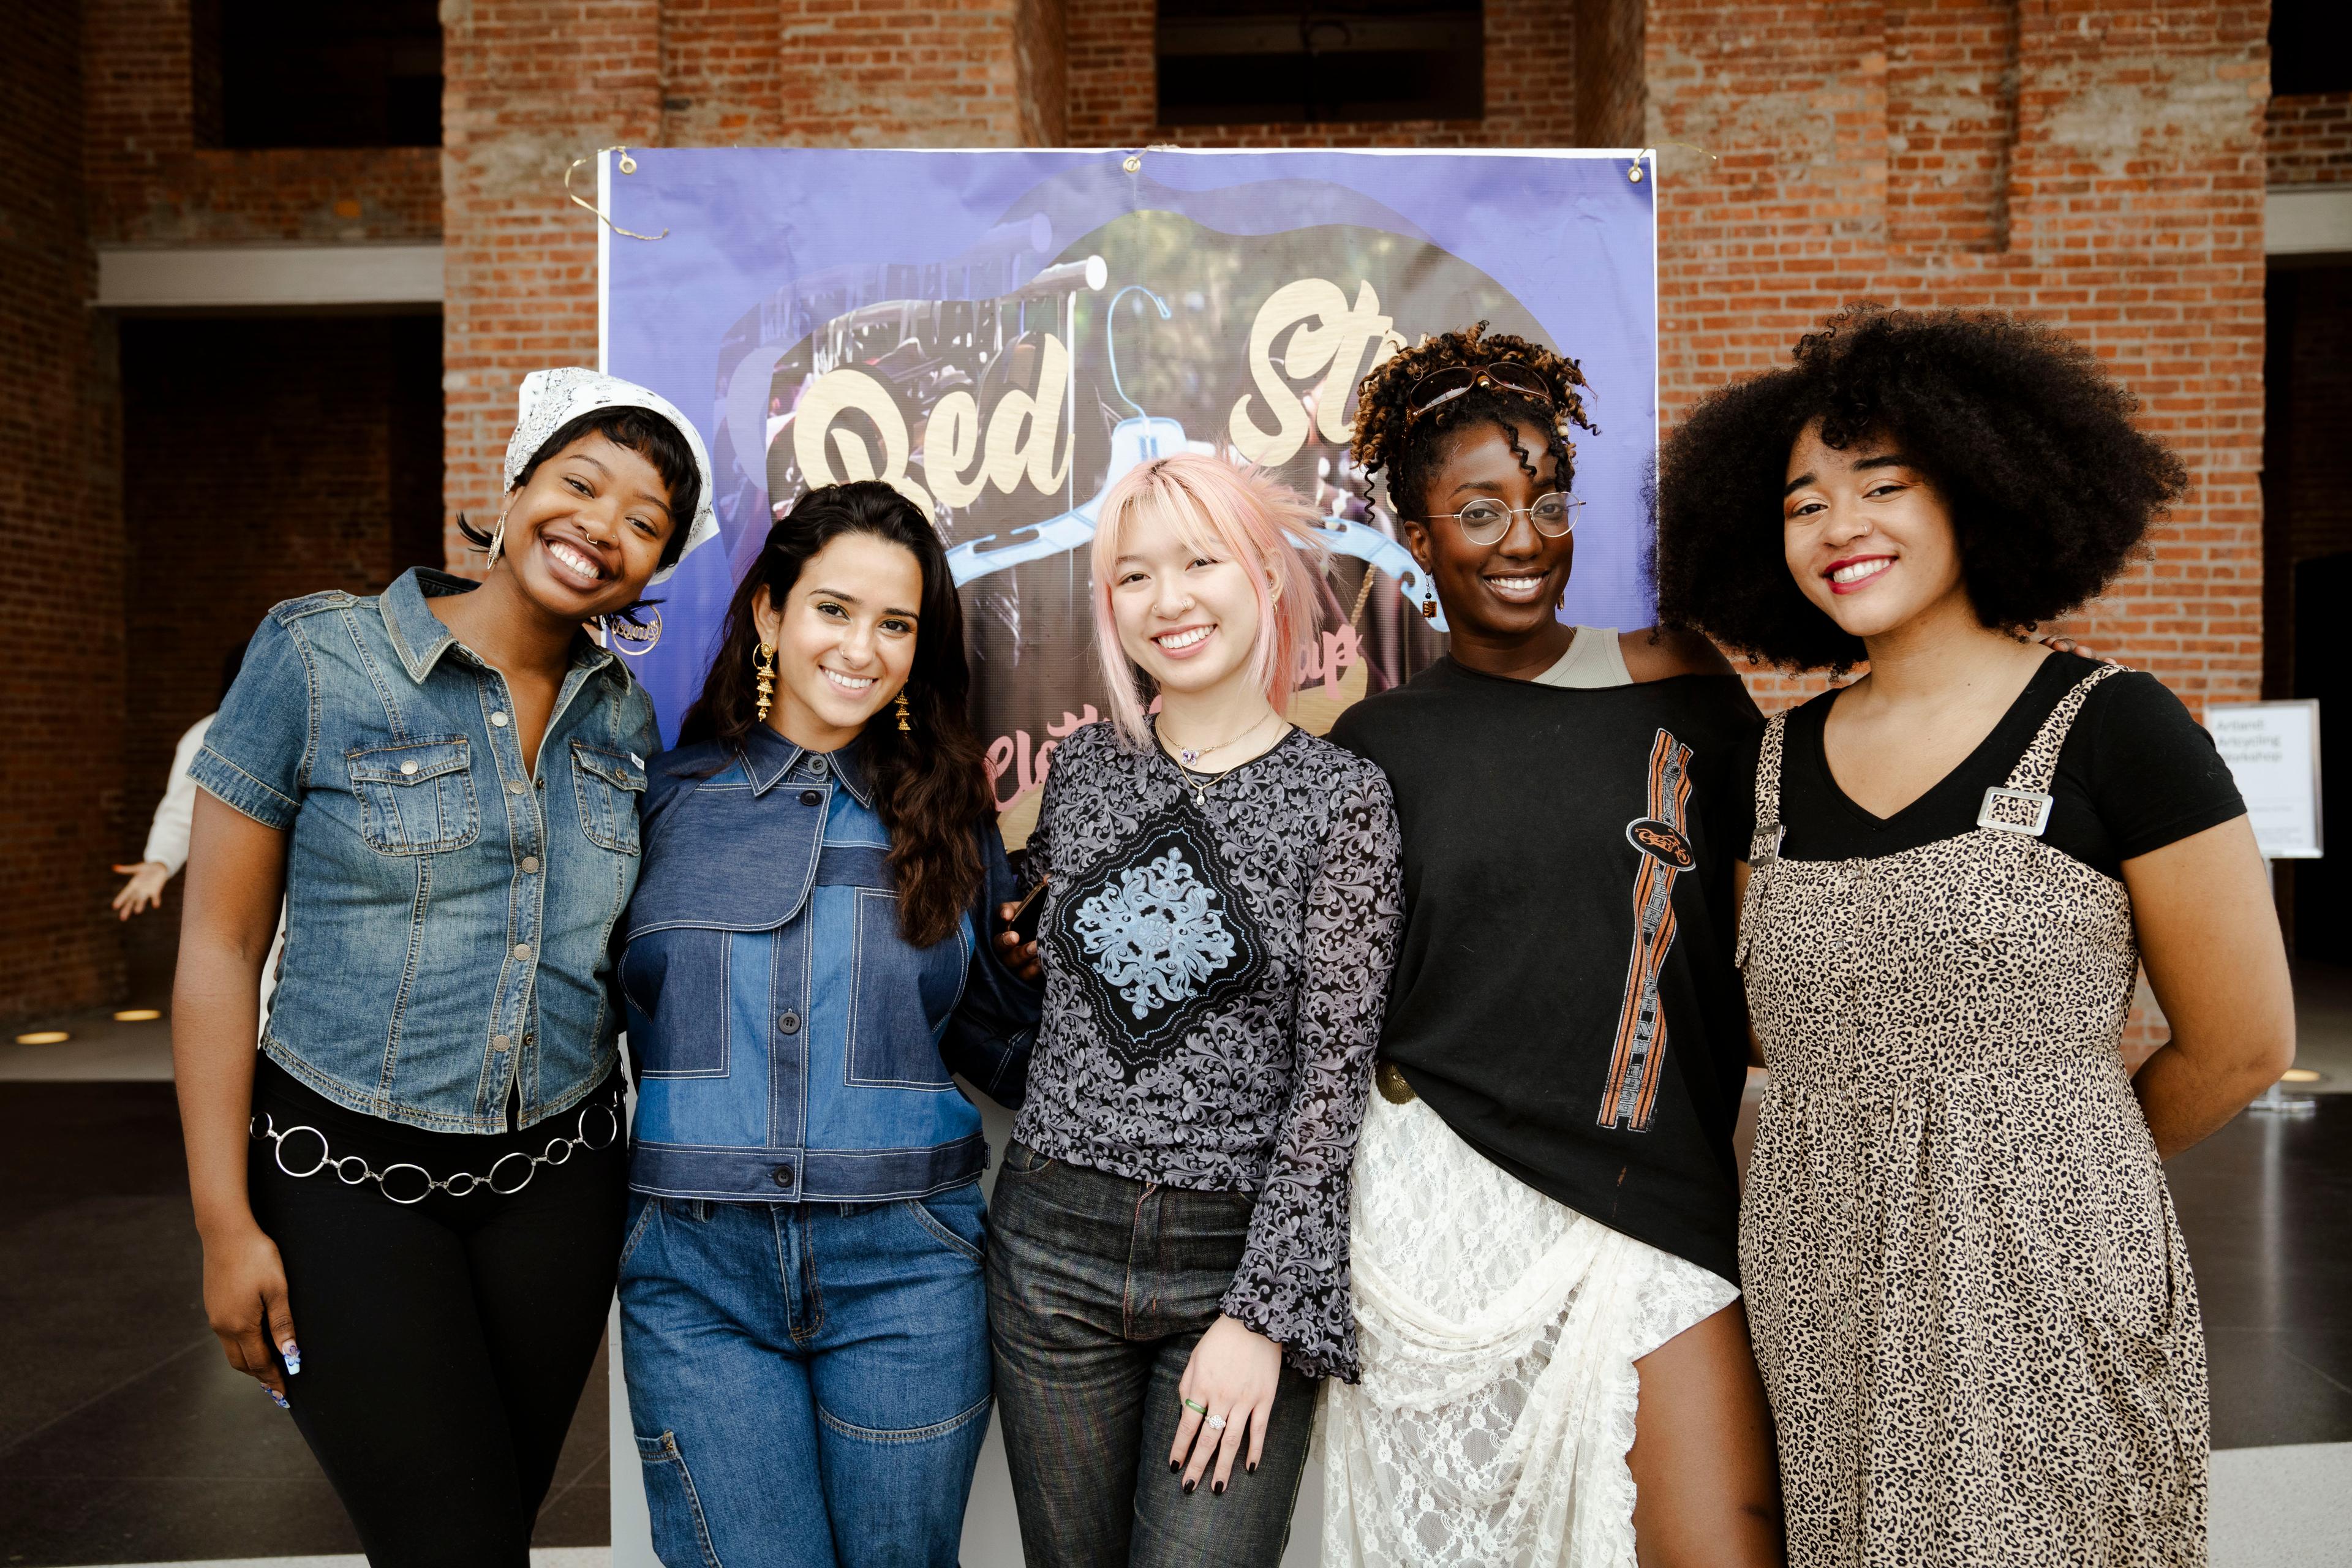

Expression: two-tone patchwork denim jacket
xmin=618 ymin=726 xmax=1039 ymax=1202
xmin=189 ymin=568 xmax=657 ymax=1134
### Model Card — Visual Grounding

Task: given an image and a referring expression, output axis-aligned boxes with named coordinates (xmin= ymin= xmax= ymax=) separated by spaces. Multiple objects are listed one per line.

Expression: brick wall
xmin=113 ymin=315 xmax=445 ymax=993
xmin=2269 ymin=92 xmax=2352 ymax=186
xmin=83 ymin=0 xmax=439 ymax=245
xmin=2 ymin=1 xmax=124 ymax=1023
xmin=1648 ymin=0 xmax=2271 ymax=722
xmin=1065 ymin=0 xmax=1577 ymax=148
xmin=442 ymin=0 xmax=1063 ymax=566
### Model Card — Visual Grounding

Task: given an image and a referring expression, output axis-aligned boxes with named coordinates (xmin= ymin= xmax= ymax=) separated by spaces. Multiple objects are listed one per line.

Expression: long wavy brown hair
xmin=677 ymin=482 xmax=992 ymax=949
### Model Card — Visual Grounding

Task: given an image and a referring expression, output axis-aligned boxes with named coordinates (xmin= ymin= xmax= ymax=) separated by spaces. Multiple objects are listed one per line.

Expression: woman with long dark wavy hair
xmin=614 ymin=480 xmax=1041 ymax=1567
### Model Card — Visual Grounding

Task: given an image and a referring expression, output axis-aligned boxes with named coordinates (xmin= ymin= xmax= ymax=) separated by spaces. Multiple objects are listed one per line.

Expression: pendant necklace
xmin=1158 ymin=710 xmax=1283 ymax=807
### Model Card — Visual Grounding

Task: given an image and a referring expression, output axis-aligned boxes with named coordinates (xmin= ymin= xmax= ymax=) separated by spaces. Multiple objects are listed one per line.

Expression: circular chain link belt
xmin=249 ymin=1096 xmax=623 ymax=1204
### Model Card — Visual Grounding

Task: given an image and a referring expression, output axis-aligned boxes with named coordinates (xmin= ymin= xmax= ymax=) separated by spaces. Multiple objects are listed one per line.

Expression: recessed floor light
xmin=13 ymin=1031 xmax=69 ymax=1046
xmin=2281 ymin=1068 xmax=2323 ymax=1084
xmin=113 ymin=1009 xmax=162 ymax=1022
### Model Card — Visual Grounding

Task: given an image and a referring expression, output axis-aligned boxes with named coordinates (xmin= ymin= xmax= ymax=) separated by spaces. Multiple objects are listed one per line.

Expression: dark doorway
xmin=116 ymin=314 xmax=445 ymax=996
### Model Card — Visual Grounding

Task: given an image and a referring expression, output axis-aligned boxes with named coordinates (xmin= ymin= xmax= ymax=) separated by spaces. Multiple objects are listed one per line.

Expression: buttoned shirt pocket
xmin=346 ymin=738 xmax=479 ymax=855
xmin=573 ymin=741 xmax=647 ymax=854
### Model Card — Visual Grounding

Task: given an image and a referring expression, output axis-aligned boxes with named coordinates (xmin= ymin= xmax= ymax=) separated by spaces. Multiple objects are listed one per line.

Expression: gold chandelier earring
xmin=752 ymin=642 xmax=777 ymax=723
xmin=894 ymin=687 xmax=913 ymax=732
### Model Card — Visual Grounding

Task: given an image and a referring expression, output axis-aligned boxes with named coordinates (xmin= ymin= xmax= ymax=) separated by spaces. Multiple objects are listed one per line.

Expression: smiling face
xmin=752 ymin=530 xmax=924 ymax=752
xmin=1781 ymin=420 xmax=1970 ymax=642
xmin=1108 ymin=503 xmax=1268 ymax=708
xmin=499 ymin=432 xmax=678 ymax=619
xmin=1406 ymin=415 xmax=1574 ymax=649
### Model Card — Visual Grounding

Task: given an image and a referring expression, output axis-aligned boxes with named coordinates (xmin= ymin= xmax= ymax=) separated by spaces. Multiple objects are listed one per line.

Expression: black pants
xmin=986 ymin=1142 xmax=1318 ymax=1568
xmin=247 ymin=1065 xmax=628 ymax=1567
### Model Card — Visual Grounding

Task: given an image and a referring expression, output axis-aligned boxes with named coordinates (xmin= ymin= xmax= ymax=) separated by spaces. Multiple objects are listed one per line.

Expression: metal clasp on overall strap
xmin=1976 ymin=786 xmax=2055 ymax=836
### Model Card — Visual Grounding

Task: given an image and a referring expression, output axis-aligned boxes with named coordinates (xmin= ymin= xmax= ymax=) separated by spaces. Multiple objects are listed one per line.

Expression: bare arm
xmin=173 ymin=791 xmax=298 ymax=1400
xmin=2123 ymin=815 xmax=2294 ymax=1159
xmin=1624 ymin=626 xmax=1736 ymax=682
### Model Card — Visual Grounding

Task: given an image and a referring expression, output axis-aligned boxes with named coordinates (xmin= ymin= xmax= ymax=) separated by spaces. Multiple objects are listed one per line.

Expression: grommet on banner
xmin=564 ymin=146 xmax=668 ymax=241
xmin=1123 ymin=154 xmax=1143 ymax=174
xmin=1121 ymin=143 xmax=1184 ymax=177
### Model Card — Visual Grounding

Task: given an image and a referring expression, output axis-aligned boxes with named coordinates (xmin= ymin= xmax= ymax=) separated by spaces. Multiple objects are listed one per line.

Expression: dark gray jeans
xmin=985 ymin=1141 xmax=1317 ymax=1567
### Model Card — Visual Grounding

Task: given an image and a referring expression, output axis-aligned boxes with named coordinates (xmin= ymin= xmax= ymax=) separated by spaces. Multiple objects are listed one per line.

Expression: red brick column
xmin=1647 ymin=0 xmax=2270 ymax=717
xmin=2 ymin=2 xmax=125 ymax=1022
xmin=439 ymin=1 xmax=663 ymax=568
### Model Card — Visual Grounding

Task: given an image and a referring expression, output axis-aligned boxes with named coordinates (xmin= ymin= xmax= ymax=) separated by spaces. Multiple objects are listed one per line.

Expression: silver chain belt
xmin=249 ymin=1095 xmax=623 ymax=1205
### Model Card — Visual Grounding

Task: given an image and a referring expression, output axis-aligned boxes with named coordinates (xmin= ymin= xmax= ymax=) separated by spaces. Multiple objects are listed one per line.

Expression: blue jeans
xmin=986 ymin=1142 xmax=1318 ymax=1567
xmin=618 ymin=1184 xmax=995 ymax=1567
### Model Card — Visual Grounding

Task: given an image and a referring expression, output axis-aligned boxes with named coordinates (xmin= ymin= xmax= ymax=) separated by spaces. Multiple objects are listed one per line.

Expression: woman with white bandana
xmin=172 ymin=369 xmax=719 ymax=1566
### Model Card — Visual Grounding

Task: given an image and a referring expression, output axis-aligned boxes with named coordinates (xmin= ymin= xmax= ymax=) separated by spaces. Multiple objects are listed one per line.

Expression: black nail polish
xmin=1183 ymin=1480 xmax=1196 ymax=1495
xmin=1170 ymin=1460 xmax=1182 ymax=1472
xmin=1213 ymin=1480 xmax=1226 ymax=1495
xmin=1246 ymin=1463 xmax=1257 ymax=1474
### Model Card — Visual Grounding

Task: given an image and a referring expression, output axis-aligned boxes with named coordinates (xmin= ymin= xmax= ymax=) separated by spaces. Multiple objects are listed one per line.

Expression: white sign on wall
xmin=2207 ymin=700 xmax=2323 ymax=859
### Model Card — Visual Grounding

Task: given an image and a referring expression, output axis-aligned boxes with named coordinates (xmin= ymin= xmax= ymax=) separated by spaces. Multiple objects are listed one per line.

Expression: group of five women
xmin=176 ymin=306 xmax=2293 ymax=1568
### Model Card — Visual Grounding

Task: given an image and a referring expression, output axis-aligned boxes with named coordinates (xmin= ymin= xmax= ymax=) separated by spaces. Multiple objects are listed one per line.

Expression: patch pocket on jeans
xmin=635 ymin=1429 xmax=722 ymax=1568
xmin=347 ymin=738 xmax=478 ymax=854
xmin=572 ymin=741 xmax=647 ymax=854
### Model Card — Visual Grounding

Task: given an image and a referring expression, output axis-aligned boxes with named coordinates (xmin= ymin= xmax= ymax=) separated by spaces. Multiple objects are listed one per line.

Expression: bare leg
xmin=1627 ymin=1298 xmax=1785 ymax=1567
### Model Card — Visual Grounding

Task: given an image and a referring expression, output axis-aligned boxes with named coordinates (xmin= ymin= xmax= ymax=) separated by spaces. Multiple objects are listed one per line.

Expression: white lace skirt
xmin=1321 ymin=1091 xmax=1738 ymax=1568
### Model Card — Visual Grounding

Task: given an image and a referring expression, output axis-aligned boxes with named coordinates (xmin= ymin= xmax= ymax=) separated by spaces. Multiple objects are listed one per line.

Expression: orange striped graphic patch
xmin=1599 ymin=728 xmax=1694 ymax=1133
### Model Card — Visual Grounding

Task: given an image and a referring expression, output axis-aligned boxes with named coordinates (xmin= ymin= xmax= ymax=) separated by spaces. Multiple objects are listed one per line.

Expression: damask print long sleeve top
xmin=1011 ymin=720 xmax=1404 ymax=1381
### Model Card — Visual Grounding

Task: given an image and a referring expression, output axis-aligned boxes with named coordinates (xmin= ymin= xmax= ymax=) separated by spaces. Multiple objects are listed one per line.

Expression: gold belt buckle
xmin=1376 ymin=1061 xmax=1417 ymax=1105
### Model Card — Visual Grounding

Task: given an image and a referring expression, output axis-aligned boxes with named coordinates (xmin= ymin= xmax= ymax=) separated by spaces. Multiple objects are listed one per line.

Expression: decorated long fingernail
xmin=269 ymin=1388 xmax=289 ymax=1409
xmin=281 ymin=1341 xmax=301 ymax=1374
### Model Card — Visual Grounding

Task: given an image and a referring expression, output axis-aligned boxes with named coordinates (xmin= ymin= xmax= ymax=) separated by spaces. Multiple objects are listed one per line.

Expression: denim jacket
xmin=190 ymin=568 xmax=657 ymax=1134
xmin=619 ymin=728 xmax=1039 ymax=1202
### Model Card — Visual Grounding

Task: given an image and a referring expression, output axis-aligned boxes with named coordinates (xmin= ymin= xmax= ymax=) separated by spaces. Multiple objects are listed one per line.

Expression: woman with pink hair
xmin=985 ymin=453 xmax=1403 ymax=1566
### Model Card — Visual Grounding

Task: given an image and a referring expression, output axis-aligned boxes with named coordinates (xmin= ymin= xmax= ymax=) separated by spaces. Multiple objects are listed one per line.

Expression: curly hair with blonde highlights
xmin=1348 ymin=321 xmax=1599 ymax=520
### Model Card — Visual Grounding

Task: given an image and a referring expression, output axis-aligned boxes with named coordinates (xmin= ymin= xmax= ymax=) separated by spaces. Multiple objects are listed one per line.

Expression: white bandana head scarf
xmin=503 ymin=368 xmax=721 ymax=584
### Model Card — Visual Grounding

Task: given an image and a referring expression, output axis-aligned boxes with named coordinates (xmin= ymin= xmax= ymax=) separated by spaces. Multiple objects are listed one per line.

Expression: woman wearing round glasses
xmin=1323 ymin=323 xmax=1785 ymax=1566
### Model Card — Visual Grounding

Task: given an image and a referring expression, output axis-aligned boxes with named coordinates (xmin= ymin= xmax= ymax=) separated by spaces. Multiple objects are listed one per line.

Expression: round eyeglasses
xmin=1423 ymin=492 xmax=1582 ymax=545
xmin=1406 ymin=361 xmax=1556 ymax=423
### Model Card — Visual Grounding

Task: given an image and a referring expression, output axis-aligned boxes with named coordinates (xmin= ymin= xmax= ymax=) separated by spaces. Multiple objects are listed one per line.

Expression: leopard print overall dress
xmin=1735 ymin=666 xmax=2209 ymax=1567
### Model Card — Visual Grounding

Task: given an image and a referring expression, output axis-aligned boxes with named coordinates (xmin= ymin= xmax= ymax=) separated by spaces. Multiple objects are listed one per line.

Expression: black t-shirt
xmin=1329 ymin=658 xmax=1764 ymax=1284
xmin=1734 ymin=652 xmax=2246 ymax=875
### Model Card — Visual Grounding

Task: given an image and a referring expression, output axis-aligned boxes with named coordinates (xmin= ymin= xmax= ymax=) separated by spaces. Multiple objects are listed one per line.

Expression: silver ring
xmin=333 ymin=1154 xmax=372 ymax=1185
xmin=378 ymin=1163 xmax=435 ymax=1204
xmin=273 ymin=1125 xmax=330 ymax=1179
xmin=541 ymin=1136 xmax=575 ymax=1167
xmin=578 ymin=1102 xmax=620 ymax=1150
xmin=1202 ymin=1414 xmax=1228 ymax=1432
xmin=488 ymin=1150 xmax=538 ymax=1196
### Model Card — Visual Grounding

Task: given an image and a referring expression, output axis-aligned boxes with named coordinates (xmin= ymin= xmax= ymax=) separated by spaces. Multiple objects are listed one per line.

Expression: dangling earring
xmin=487 ymin=510 xmax=510 ymax=567
xmin=894 ymin=687 xmax=913 ymax=733
xmin=752 ymin=643 xmax=776 ymax=723
xmin=1422 ymin=592 xmax=1439 ymax=621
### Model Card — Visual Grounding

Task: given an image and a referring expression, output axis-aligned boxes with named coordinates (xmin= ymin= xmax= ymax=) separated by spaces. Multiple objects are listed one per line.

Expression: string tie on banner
xmin=1631 ymin=141 xmax=1719 ymax=183
xmin=565 ymin=146 xmax=668 ymax=241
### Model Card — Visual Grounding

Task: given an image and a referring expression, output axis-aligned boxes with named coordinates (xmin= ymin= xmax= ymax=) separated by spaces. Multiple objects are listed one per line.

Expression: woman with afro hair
xmin=1323 ymin=324 xmax=1785 ymax=1567
xmin=1657 ymin=304 xmax=2294 ymax=1565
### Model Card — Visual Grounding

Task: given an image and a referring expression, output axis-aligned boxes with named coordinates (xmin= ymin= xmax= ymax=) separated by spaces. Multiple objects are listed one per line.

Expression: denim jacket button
xmin=492 ymin=1034 xmax=512 ymax=1052
xmin=507 ymin=779 xmax=527 ymax=795
xmin=777 ymin=1011 xmax=801 ymax=1035
xmin=521 ymin=855 xmax=541 ymax=873
xmin=808 ymin=756 xmax=829 ymax=778
xmin=491 ymin=711 xmax=510 ymax=728
xmin=772 ymin=1166 xmax=795 ymax=1189
xmin=513 ymin=942 xmax=532 ymax=960
xmin=799 ymin=790 xmax=822 ymax=806
xmin=399 ymin=760 xmax=418 ymax=775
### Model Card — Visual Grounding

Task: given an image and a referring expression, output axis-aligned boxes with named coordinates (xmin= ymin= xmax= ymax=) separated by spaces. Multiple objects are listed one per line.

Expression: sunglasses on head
xmin=1405 ymin=361 xmax=1556 ymax=424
